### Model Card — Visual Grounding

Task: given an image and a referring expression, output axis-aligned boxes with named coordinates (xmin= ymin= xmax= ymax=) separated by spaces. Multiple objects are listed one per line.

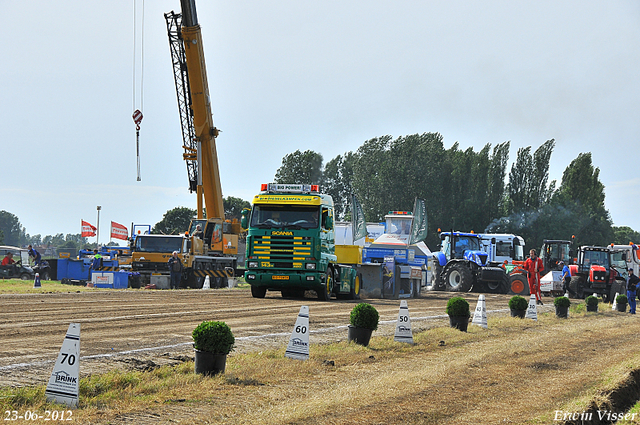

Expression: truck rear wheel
xmin=251 ymin=285 xmax=267 ymax=298
xmin=349 ymin=273 xmax=361 ymax=300
xmin=444 ymin=264 xmax=473 ymax=292
xmin=569 ymin=276 xmax=585 ymax=299
xmin=317 ymin=269 xmax=333 ymax=301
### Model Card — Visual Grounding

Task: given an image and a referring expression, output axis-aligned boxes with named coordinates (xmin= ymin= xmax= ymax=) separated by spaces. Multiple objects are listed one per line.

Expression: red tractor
xmin=568 ymin=246 xmax=627 ymax=302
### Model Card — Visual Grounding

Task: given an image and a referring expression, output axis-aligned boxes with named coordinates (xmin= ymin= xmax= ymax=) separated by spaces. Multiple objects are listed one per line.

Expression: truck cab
xmin=131 ymin=234 xmax=185 ymax=286
xmin=243 ymin=183 xmax=360 ymax=301
xmin=479 ymin=234 xmax=525 ymax=264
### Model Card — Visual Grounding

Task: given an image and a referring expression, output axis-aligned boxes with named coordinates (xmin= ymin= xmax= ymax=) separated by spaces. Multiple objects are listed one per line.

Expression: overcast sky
xmin=1 ymin=0 xmax=638 ymax=245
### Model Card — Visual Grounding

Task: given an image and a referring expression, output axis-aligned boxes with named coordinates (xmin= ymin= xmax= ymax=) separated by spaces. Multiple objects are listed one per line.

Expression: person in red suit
xmin=524 ymin=249 xmax=544 ymax=305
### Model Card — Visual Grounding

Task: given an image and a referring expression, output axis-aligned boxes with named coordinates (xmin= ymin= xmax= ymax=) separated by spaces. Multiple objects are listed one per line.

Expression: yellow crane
xmin=164 ymin=0 xmax=239 ymax=288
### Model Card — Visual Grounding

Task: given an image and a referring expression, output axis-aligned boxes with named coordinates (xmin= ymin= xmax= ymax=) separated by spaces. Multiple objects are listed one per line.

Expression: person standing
xmin=628 ymin=268 xmax=640 ymax=314
xmin=168 ymin=251 xmax=183 ymax=290
xmin=27 ymin=245 xmax=41 ymax=266
xmin=92 ymin=249 xmax=103 ymax=270
xmin=560 ymin=261 xmax=572 ymax=295
xmin=524 ymin=249 xmax=544 ymax=305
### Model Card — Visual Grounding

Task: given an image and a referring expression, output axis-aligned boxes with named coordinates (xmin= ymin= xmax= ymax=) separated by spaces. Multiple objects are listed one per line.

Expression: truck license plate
xmin=272 ymin=276 xmax=289 ymax=280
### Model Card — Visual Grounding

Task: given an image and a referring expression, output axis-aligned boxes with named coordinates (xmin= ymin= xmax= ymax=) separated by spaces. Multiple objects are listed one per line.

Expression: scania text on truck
xmin=242 ymin=184 xmax=361 ymax=300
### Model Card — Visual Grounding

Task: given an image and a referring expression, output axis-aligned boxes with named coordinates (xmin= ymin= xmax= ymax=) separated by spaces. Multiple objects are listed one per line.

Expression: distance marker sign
xmin=45 ymin=323 xmax=80 ymax=408
xmin=394 ymin=300 xmax=413 ymax=344
xmin=285 ymin=306 xmax=310 ymax=361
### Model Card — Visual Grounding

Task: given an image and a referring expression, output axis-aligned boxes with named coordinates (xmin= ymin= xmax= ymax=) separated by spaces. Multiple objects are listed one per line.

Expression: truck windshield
xmin=134 ymin=236 xmax=183 ymax=253
xmin=385 ymin=217 xmax=413 ymax=235
xmin=251 ymin=205 xmax=320 ymax=229
xmin=611 ymin=250 xmax=628 ymax=278
xmin=514 ymin=245 xmax=524 ymax=261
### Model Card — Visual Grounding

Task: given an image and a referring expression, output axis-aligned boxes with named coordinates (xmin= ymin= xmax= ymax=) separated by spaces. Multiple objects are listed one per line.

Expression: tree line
xmin=0 ymin=197 xmax=251 ymax=251
xmin=272 ymin=134 xmax=639 ymax=251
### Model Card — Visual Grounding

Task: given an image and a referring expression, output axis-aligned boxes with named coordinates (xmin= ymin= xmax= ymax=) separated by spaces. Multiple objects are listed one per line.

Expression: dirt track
xmin=0 ymin=288 xmax=519 ymax=387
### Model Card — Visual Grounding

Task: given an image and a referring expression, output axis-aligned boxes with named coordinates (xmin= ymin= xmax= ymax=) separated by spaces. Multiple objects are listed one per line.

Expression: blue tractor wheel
xmin=444 ymin=263 xmax=473 ymax=292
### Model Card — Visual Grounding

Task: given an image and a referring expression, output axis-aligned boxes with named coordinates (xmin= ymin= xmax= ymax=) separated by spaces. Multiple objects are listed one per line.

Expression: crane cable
xmin=132 ymin=0 xmax=145 ymax=181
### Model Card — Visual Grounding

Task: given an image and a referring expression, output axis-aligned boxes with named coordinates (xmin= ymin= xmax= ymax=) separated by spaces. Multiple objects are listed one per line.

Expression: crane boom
xmin=165 ymin=0 xmax=224 ymax=221
xmin=163 ymin=0 xmax=240 ymax=290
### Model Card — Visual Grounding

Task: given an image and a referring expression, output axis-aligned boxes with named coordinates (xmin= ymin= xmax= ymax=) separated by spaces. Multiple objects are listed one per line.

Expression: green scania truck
xmin=241 ymin=183 xmax=361 ymax=300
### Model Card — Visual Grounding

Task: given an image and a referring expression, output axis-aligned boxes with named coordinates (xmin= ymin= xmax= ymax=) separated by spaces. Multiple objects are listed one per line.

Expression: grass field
xmin=0 ymin=278 xmax=250 ymax=294
xmin=3 ymin=300 xmax=640 ymax=424
xmin=0 ymin=278 xmax=96 ymax=294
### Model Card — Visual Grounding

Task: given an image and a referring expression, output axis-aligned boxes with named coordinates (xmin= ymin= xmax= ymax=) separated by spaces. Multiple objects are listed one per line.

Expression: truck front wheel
xmin=317 ymin=269 xmax=333 ymax=301
xmin=251 ymin=285 xmax=267 ymax=298
xmin=444 ymin=264 xmax=473 ymax=292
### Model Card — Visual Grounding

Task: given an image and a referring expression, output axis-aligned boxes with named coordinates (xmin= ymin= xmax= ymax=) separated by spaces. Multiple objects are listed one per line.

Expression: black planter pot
xmin=616 ymin=302 xmax=627 ymax=312
xmin=586 ymin=304 xmax=598 ymax=312
xmin=510 ymin=309 xmax=526 ymax=319
xmin=448 ymin=315 xmax=469 ymax=332
xmin=194 ymin=350 xmax=227 ymax=376
xmin=348 ymin=325 xmax=373 ymax=346
xmin=555 ymin=305 xmax=569 ymax=318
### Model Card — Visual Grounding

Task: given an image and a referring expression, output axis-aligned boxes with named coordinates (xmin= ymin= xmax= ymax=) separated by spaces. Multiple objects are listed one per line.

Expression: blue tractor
xmin=432 ymin=231 xmax=509 ymax=293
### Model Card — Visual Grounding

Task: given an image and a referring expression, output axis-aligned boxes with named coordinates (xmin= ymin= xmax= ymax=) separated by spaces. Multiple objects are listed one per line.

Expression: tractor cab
xmin=541 ymin=239 xmax=573 ymax=274
xmin=438 ymin=232 xmax=487 ymax=266
xmin=568 ymin=246 xmax=627 ymax=300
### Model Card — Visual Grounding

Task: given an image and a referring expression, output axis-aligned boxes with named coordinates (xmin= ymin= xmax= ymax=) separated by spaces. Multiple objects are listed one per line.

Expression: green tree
xmin=0 ymin=211 xmax=26 ymax=246
xmin=487 ymin=142 xmax=510 ymax=218
xmin=552 ymin=152 xmax=612 ymax=246
xmin=26 ymin=234 xmax=42 ymax=246
xmin=0 ymin=229 xmax=3 ymax=244
xmin=152 ymin=207 xmax=196 ymax=235
xmin=612 ymin=226 xmax=640 ymax=245
xmin=43 ymin=234 xmax=65 ymax=247
xmin=323 ymin=152 xmax=356 ymax=220
xmin=507 ymin=139 xmax=555 ymax=213
xmin=554 ymin=152 xmax=605 ymax=211
xmin=530 ymin=139 xmax=556 ymax=208
xmin=274 ymin=150 xmax=323 ymax=185
xmin=224 ymin=196 xmax=250 ymax=220
xmin=350 ymin=135 xmax=393 ymax=221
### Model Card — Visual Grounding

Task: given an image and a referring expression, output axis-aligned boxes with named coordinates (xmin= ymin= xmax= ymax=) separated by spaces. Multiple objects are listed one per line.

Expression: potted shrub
xmin=446 ymin=296 xmax=470 ymax=332
xmin=509 ymin=295 xmax=528 ymax=318
xmin=348 ymin=303 xmax=379 ymax=346
xmin=553 ymin=296 xmax=571 ymax=318
xmin=616 ymin=294 xmax=628 ymax=312
xmin=192 ymin=321 xmax=235 ymax=375
xmin=585 ymin=295 xmax=599 ymax=312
